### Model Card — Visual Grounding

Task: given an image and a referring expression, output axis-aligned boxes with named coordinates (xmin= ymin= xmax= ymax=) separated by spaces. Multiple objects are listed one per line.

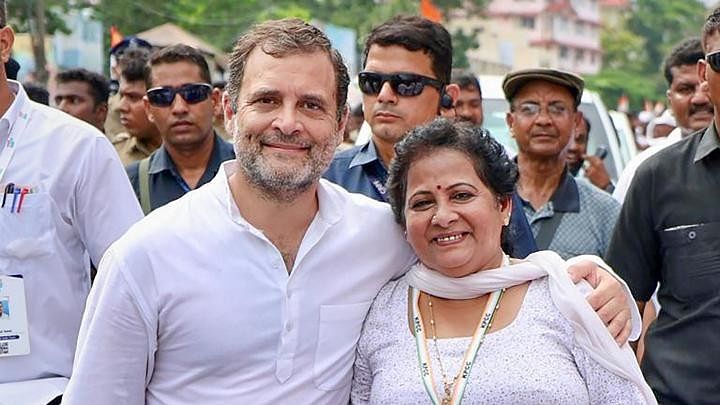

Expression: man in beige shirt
xmin=112 ymin=48 xmax=161 ymax=165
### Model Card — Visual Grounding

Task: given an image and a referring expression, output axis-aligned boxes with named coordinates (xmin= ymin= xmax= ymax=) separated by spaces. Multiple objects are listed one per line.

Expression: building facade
xmin=450 ymin=0 xmax=602 ymax=75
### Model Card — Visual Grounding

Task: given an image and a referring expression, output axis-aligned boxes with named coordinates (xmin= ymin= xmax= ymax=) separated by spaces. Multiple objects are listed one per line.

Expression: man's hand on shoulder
xmin=567 ymin=259 xmax=632 ymax=345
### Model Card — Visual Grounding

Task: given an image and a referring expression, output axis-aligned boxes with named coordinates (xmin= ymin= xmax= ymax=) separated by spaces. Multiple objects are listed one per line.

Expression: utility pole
xmin=29 ymin=0 xmax=49 ymax=86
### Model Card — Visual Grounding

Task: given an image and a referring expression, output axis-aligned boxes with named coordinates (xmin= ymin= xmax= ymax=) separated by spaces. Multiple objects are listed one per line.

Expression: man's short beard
xmin=234 ymin=129 xmax=336 ymax=203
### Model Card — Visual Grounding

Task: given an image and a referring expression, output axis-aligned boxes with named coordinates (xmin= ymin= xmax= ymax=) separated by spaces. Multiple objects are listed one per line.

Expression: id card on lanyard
xmin=0 ymin=275 xmax=30 ymax=357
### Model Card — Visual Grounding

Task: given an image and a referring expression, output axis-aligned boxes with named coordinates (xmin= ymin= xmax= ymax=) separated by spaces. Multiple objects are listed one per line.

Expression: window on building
xmin=576 ymin=49 xmax=585 ymax=62
xmin=560 ymin=46 xmax=569 ymax=59
xmin=576 ymin=21 xmax=584 ymax=35
xmin=520 ymin=17 xmax=535 ymax=29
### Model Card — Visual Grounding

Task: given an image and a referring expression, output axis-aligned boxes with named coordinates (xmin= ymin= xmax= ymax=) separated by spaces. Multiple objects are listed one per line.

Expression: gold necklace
xmin=427 ymin=297 xmax=454 ymax=404
xmin=426 ymin=291 xmax=505 ymax=405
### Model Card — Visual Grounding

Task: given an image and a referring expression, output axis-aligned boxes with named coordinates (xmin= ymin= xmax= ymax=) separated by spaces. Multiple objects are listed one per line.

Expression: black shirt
xmin=126 ymin=134 xmax=235 ymax=212
xmin=606 ymin=124 xmax=720 ymax=404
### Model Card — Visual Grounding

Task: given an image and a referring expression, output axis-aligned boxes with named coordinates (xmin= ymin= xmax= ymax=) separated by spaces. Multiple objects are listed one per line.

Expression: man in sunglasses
xmin=324 ymin=15 xmax=537 ymax=259
xmin=504 ymin=68 xmax=620 ymax=259
xmin=125 ymin=44 xmax=234 ymax=213
xmin=606 ymin=11 xmax=720 ymax=403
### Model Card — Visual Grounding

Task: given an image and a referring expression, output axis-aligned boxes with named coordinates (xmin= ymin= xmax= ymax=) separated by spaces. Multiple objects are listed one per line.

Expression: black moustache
xmin=689 ymin=105 xmax=714 ymax=115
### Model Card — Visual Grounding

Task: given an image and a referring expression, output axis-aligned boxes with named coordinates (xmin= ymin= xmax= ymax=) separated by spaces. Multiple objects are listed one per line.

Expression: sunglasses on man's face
xmin=146 ymin=83 xmax=212 ymax=107
xmin=706 ymin=50 xmax=720 ymax=73
xmin=358 ymin=72 xmax=444 ymax=97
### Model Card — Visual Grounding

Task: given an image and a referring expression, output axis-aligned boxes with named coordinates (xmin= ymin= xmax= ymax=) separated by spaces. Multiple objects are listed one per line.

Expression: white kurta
xmin=63 ymin=161 xmax=416 ymax=404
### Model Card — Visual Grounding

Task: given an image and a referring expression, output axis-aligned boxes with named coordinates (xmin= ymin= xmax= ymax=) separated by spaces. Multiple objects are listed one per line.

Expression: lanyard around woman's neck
xmin=410 ymin=286 xmax=504 ymax=405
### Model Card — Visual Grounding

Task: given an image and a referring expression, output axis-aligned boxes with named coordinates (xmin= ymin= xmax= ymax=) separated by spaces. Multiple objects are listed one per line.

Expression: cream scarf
xmin=406 ymin=250 xmax=657 ymax=405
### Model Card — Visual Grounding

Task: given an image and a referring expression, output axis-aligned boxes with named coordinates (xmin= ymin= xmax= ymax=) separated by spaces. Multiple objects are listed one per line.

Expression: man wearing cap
xmin=504 ymin=68 xmax=620 ymax=259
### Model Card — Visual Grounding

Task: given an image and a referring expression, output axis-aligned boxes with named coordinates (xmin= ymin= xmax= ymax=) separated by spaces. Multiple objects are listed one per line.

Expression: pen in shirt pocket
xmin=1 ymin=183 xmax=13 ymax=208
xmin=2 ymin=183 xmax=35 ymax=213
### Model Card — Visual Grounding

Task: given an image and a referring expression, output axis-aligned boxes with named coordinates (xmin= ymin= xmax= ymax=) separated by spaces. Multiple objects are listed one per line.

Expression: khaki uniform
xmin=112 ymin=132 xmax=157 ymax=166
xmin=104 ymin=93 xmax=124 ymax=142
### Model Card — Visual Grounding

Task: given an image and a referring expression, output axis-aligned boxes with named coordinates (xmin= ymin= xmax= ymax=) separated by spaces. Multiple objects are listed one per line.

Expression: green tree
xmin=451 ymin=28 xmax=479 ymax=68
xmin=8 ymin=0 xmax=76 ymax=85
xmin=90 ymin=0 xmax=489 ymax=53
xmin=589 ymin=0 xmax=706 ymax=111
xmin=628 ymin=0 xmax=706 ymax=75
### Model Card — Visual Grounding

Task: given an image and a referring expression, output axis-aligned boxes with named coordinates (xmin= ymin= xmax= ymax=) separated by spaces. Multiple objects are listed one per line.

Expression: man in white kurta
xmin=64 ymin=19 xmax=415 ymax=404
xmin=65 ymin=161 xmax=414 ymax=403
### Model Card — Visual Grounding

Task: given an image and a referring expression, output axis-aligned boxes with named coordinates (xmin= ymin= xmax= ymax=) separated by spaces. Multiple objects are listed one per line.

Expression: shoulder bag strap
xmin=535 ymin=211 xmax=565 ymax=250
xmin=138 ymin=156 xmax=152 ymax=215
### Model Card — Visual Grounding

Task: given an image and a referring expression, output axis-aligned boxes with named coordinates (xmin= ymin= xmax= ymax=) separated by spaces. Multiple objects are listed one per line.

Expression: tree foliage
xmin=7 ymin=0 xmax=73 ymax=35
xmin=15 ymin=0 xmax=488 ymax=82
xmin=589 ymin=0 xmax=707 ymax=111
xmin=89 ymin=0 xmax=487 ymax=55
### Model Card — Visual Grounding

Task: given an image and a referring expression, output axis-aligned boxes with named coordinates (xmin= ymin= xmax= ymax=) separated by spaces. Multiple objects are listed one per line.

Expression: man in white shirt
xmin=64 ymin=18 xmax=638 ymax=405
xmin=0 ymin=0 xmax=143 ymax=386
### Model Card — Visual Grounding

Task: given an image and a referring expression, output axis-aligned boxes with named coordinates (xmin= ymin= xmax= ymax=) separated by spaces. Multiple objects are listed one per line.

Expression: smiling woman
xmin=350 ymin=118 xmax=655 ymax=405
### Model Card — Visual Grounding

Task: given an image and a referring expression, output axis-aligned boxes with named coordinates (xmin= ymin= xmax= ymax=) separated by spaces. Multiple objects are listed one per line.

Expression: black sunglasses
xmin=707 ymin=50 xmax=720 ymax=73
xmin=358 ymin=72 xmax=444 ymax=97
xmin=146 ymin=83 xmax=212 ymax=107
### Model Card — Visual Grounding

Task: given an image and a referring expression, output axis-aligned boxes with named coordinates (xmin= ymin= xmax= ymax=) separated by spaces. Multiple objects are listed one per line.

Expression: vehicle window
xmin=483 ymin=98 xmax=516 ymax=155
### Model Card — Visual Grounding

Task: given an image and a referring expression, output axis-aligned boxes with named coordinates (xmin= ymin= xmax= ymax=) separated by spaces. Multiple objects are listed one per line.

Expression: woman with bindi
xmin=350 ymin=118 xmax=654 ymax=404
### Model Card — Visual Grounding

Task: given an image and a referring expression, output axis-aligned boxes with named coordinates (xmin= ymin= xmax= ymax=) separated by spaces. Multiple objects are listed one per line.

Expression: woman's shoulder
xmin=358 ymin=277 xmax=412 ymax=350
xmin=519 ymin=276 xmax=575 ymax=337
xmin=368 ymin=277 xmax=410 ymax=315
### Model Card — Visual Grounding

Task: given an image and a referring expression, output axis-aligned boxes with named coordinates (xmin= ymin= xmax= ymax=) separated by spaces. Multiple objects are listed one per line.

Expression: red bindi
xmin=436 ymin=185 xmax=442 ymax=190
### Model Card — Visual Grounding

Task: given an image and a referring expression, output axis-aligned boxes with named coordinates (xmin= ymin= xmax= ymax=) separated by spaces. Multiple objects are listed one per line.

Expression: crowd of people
xmin=0 ymin=0 xmax=719 ymax=403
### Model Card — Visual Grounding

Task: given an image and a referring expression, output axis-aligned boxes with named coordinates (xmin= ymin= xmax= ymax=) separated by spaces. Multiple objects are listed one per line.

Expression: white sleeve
xmin=572 ymin=343 xmax=646 ymax=404
xmin=566 ymin=254 xmax=642 ymax=341
xmin=62 ymin=248 xmax=154 ymax=404
xmin=73 ymin=136 xmax=143 ymax=265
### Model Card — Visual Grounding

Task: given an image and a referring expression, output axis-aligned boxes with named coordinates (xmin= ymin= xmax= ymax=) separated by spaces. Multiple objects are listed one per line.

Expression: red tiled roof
xmin=545 ymin=0 xmax=575 ymax=14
